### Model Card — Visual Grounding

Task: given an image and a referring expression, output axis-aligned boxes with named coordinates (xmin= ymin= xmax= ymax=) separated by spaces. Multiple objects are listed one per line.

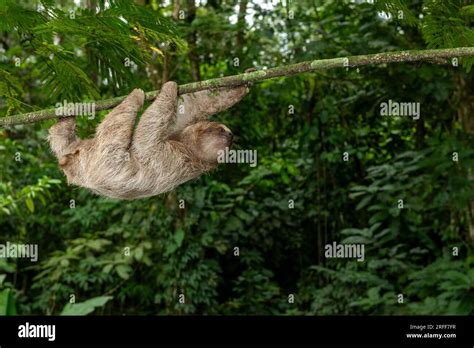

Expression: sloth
xmin=48 ymin=81 xmax=248 ymax=199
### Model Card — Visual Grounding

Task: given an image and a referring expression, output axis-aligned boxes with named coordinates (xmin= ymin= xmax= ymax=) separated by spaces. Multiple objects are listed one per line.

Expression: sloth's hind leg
xmin=132 ymin=81 xmax=178 ymax=157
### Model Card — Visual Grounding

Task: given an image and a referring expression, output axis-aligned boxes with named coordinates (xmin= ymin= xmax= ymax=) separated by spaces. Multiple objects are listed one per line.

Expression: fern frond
xmin=422 ymin=0 xmax=474 ymax=69
xmin=0 ymin=68 xmax=25 ymax=115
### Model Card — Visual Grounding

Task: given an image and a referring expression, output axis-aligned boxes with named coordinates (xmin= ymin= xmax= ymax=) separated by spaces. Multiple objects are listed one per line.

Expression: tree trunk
xmin=236 ymin=0 xmax=248 ymax=50
xmin=162 ymin=0 xmax=180 ymax=83
xmin=415 ymin=117 xmax=426 ymax=149
xmin=455 ymin=73 xmax=474 ymax=242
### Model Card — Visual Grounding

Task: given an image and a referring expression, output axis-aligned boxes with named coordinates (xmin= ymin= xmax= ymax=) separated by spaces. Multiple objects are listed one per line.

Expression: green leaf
xmin=25 ymin=197 xmax=34 ymax=213
xmin=174 ymin=229 xmax=185 ymax=247
xmin=281 ymin=171 xmax=290 ymax=184
xmin=102 ymin=264 xmax=113 ymax=274
xmin=235 ymin=208 xmax=252 ymax=223
xmin=164 ymin=243 xmax=179 ymax=256
xmin=134 ymin=246 xmax=144 ymax=261
xmin=356 ymin=195 xmax=372 ymax=211
xmin=116 ymin=264 xmax=132 ymax=280
xmin=367 ymin=287 xmax=380 ymax=301
xmin=0 ymin=288 xmax=16 ymax=315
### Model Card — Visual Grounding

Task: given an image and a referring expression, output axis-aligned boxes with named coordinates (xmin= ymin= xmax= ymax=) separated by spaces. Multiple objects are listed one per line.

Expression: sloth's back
xmin=79 ymin=140 xmax=200 ymax=200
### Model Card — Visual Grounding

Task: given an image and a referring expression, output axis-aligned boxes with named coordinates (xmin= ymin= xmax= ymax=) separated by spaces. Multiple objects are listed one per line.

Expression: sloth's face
xmin=182 ymin=121 xmax=233 ymax=164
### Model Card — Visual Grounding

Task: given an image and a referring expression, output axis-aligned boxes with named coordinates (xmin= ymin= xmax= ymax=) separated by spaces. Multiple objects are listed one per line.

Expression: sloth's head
xmin=179 ymin=121 xmax=233 ymax=164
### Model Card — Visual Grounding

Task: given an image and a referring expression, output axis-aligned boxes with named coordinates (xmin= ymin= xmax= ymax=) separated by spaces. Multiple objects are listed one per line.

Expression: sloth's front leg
xmin=173 ymin=85 xmax=248 ymax=132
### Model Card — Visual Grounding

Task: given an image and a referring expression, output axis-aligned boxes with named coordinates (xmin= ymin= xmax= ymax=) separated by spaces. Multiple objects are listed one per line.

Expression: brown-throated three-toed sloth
xmin=48 ymin=82 xmax=248 ymax=199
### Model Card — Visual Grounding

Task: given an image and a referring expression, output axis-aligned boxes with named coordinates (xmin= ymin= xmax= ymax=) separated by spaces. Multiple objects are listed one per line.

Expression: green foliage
xmin=61 ymin=296 xmax=113 ymax=315
xmin=0 ymin=288 xmax=17 ymax=315
xmin=0 ymin=0 xmax=473 ymax=316
xmin=0 ymin=260 xmax=17 ymax=315
xmin=405 ymin=256 xmax=474 ymax=314
xmin=421 ymin=1 xmax=474 ymax=47
xmin=300 ymin=143 xmax=473 ymax=315
xmin=0 ymin=0 xmax=185 ymax=113
xmin=372 ymin=0 xmax=474 ymax=69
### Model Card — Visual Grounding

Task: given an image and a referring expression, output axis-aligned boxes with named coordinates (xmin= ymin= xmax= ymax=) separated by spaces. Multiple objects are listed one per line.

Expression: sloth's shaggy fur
xmin=48 ymin=82 xmax=247 ymax=199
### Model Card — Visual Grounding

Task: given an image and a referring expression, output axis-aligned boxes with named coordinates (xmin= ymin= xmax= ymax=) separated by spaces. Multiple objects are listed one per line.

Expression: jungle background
xmin=0 ymin=0 xmax=473 ymax=315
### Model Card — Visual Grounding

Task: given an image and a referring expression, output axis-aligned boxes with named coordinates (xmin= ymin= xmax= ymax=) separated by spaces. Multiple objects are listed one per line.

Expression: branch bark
xmin=1 ymin=47 xmax=473 ymax=126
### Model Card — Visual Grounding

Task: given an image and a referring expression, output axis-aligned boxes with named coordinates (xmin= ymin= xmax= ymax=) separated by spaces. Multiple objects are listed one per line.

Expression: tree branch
xmin=1 ymin=47 xmax=473 ymax=126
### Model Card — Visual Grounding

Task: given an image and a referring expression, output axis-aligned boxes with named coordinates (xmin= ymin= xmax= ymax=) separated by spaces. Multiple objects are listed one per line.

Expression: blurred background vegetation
xmin=0 ymin=0 xmax=473 ymax=315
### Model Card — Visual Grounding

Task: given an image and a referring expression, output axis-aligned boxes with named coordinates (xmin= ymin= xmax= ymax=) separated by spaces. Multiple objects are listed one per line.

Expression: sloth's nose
xmin=220 ymin=127 xmax=233 ymax=139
